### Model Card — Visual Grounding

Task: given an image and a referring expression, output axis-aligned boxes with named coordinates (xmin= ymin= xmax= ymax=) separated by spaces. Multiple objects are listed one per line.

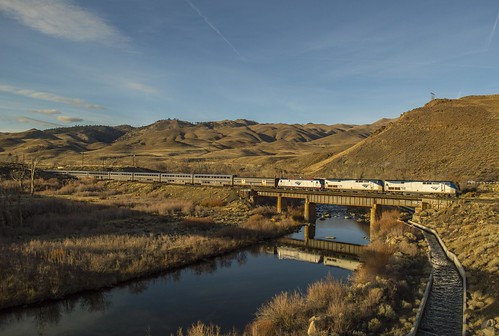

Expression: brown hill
xmin=307 ymin=95 xmax=499 ymax=183
xmin=0 ymin=126 xmax=128 ymax=159
xmin=0 ymin=119 xmax=390 ymax=174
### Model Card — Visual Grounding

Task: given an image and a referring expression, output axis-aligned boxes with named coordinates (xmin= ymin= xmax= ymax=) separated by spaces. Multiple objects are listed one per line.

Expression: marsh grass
xmin=0 ymin=176 xmax=301 ymax=310
xmin=247 ymin=211 xmax=429 ymax=335
xmin=176 ymin=321 xmax=238 ymax=336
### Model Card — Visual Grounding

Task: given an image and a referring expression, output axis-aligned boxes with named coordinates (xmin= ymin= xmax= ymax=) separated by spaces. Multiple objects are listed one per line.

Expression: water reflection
xmin=0 ymin=291 xmax=111 ymax=336
xmin=290 ymin=205 xmax=370 ymax=245
xmin=0 ymin=208 xmax=368 ymax=336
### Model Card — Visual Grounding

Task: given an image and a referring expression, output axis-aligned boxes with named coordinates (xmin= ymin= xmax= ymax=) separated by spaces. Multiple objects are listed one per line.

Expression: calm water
xmin=0 ymin=206 xmax=368 ymax=336
xmin=290 ymin=205 xmax=370 ymax=244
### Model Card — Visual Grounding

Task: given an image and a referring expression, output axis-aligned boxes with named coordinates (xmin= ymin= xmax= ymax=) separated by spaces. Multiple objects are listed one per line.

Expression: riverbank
xmin=413 ymin=185 xmax=499 ymax=336
xmin=0 ymin=177 xmax=302 ymax=310
xmin=237 ymin=211 xmax=431 ymax=336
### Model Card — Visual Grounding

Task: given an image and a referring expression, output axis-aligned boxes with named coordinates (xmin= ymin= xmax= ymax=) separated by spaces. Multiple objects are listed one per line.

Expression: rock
xmin=481 ymin=319 xmax=496 ymax=328
xmin=481 ymin=327 xmax=495 ymax=336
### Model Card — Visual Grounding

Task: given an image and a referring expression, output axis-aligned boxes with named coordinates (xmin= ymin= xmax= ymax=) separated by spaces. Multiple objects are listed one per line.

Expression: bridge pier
xmin=370 ymin=203 xmax=384 ymax=223
xmin=277 ymin=194 xmax=283 ymax=214
xmin=304 ymin=198 xmax=316 ymax=223
xmin=370 ymin=203 xmax=384 ymax=238
xmin=304 ymin=224 xmax=316 ymax=242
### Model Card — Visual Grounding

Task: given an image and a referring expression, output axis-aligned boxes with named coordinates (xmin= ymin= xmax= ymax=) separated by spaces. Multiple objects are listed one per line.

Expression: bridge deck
xmin=254 ymin=188 xmax=422 ymax=207
xmin=250 ymin=188 xmax=455 ymax=209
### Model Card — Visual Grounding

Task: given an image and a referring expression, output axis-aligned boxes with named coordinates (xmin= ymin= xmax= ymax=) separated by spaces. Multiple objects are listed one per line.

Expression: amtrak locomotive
xmin=47 ymin=170 xmax=459 ymax=197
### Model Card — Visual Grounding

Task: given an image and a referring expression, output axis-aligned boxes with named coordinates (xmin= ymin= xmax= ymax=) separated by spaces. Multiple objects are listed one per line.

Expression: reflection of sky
xmin=0 ymin=246 xmax=351 ymax=335
xmin=289 ymin=206 xmax=370 ymax=245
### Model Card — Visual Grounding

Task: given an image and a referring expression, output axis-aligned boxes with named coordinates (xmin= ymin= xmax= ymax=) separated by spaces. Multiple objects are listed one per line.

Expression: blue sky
xmin=1 ymin=0 xmax=498 ymax=132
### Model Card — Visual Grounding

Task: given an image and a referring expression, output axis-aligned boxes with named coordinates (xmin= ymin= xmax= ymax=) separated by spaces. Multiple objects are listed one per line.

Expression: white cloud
xmin=16 ymin=116 xmax=62 ymax=127
xmin=29 ymin=108 xmax=61 ymax=115
xmin=125 ymin=81 xmax=159 ymax=94
xmin=0 ymin=0 xmax=128 ymax=46
xmin=57 ymin=115 xmax=83 ymax=123
xmin=0 ymin=84 xmax=104 ymax=109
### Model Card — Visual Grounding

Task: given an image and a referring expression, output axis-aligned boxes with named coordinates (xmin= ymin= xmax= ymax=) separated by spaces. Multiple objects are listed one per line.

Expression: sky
xmin=1 ymin=0 xmax=499 ymax=132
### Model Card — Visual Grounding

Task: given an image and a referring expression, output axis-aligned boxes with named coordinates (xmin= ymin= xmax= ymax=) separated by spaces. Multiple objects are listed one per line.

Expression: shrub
xmin=134 ymin=199 xmax=193 ymax=216
xmin=256 ymin=291 xmax=307 ymax=333
xmin=199 ymin=198 xmax=225 ymax=207
xmin=306 ymin=275 xmax=347 ymax=313
xmin=176 ymin=321 xmax=238 ymax=336
xmin=182 ymin=217 xmax=215 ymax=231
xmin=248 ymin=206 xmax=277 ymax=218
xmin=371 ymin=210 xmax=404 ymax=240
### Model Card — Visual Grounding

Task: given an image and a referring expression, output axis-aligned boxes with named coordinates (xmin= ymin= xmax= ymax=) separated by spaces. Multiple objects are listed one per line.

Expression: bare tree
xmin=10 ymin=164 xmax=27 ymax=192
xmin=30 ymin=158 xmax=39 ymax=195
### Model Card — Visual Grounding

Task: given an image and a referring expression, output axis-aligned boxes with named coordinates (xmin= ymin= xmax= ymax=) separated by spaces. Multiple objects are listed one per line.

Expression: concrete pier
xmin=303 ymin=198 xmax=316 ymax=223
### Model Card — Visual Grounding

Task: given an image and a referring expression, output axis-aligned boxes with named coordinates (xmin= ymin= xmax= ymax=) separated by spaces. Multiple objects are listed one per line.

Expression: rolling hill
xmin=0 ymin=119 xmax=390 ymax=175
xmin=1 ymin=94 xmax=497 ymax=183
xmin=306 ymin=95 xmax=499 ymax=183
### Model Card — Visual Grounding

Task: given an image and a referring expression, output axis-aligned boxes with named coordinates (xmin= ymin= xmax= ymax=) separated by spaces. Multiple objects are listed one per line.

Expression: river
xmin=0 ymin=205 xmax=369 ymax=335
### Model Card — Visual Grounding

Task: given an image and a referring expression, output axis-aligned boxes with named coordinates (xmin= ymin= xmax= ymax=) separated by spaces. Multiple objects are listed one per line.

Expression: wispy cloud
xmin=0 ymin=0 xmax=128 ymax=47
xmin=16 ymin=116 xmax=62 ymax=127
xmin=125 ymin=81 xmax=158 ymax=94
xmin=29 ymin=108 xmax=61 ymax=115
xmin=56 ymin=115 xmax=83 ymax=123
xmin=487 ymin=8 xmax=499 ymax=49
xmin=0 ymin=84 xmax=104 ymax=109
xmin=183 ymin=0 xmax=244 ymax=60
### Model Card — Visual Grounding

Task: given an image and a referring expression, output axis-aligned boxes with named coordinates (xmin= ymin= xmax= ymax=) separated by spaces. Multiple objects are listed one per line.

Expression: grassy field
xmin=0 ymin=174 xmax=301 ymax=310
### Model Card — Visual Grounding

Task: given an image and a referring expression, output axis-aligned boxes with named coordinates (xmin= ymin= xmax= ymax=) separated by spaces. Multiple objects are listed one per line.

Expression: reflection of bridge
xmin=278 ymin=237 xmax=363 ymax=256
xmin=275 ymin=237 xmax=362 ymax=271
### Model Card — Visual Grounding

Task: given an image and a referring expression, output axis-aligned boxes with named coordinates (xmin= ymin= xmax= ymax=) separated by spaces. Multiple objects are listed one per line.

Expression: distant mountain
xmin=0 ymin=125 xmax=128 ymax=158
xmin=0 ymin=118 xmax=391 ymax=174
xmin=306 ymin=95 xmax=499 ymax=183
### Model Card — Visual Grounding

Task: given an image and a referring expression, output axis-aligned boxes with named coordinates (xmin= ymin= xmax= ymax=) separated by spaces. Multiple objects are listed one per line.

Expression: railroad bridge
xmin=241 ymin=188 xmax=454 ymax=235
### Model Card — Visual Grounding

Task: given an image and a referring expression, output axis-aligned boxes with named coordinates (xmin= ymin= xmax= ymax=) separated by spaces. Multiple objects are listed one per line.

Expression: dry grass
xmin=255 ymin=291 xmax=308 ymax=333
xmin=248 ymin=206 xmax=277 ymax=218
xmin=313 ymin=94 xmax=499 ymax=182
xmin=134 ymin=199 xmax=193 ymax=216
xmin=248 ymin=211 xmax=429 ymax=335
xmin=199 ymin=198 xmax=225 ymax=207
xmin=0 ymin=174 xmax=301 ymax=310
xmin=176 ymin=321 xmax=238 ymax=336
xmin=182 ymin=217 xmax=216 ymax=231
xmin=371 ymin=209 xmax=405 ymax=240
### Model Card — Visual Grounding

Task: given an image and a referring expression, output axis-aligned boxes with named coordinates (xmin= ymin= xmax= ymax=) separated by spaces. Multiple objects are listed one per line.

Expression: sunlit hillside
xmin=306 ymin=95 xmax=499 ymax=183
xmin=0 ymin=119 xmax=391 ymax=176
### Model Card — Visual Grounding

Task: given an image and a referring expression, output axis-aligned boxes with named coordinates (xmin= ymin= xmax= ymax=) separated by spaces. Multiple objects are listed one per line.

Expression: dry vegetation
xmin=414 ymin=184 xmax=499 ymax=336
xmin=0 ymin=169 xmax=301 ymax=310
xmin=0 ymin=118 xmax=391 ymax=177
xmin=182 ymin=211 xmax=431 ymax=335
xmin=310 ymin=94 xmax=499 ymax=183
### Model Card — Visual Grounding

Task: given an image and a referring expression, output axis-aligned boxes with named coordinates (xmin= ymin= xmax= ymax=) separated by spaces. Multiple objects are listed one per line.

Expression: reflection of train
xmin=47 ymin=170 xmax=459 ymax=196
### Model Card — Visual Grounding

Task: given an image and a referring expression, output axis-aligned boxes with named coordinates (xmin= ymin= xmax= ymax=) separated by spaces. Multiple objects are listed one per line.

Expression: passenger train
xmin=47 ymin=170 xmax=459 ymax=197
